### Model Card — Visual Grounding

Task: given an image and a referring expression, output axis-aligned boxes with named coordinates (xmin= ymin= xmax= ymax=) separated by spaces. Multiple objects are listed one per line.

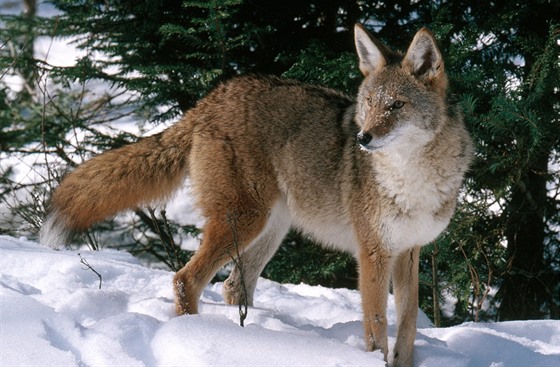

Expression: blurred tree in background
xmin=1 ymin=0 xmax=558 ymax=324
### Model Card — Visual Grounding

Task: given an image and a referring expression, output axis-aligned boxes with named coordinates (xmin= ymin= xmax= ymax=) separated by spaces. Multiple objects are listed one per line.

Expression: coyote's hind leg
xmin=223 ymin=200 xmax=291 ymax=306
xmin=173 ymin=207 xmax=269 ymax=315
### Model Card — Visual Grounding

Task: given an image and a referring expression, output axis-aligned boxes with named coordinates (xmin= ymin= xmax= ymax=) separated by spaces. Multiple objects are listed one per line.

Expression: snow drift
xmin=1 ymin=235 xmax=558 ymax=366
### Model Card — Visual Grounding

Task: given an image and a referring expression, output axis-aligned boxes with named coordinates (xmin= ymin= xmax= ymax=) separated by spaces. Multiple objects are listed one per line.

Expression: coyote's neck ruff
xmin=371 ymin=111 xmax=470 ymax=252
xmin=41 ymin=25 xmax=472 ymax=367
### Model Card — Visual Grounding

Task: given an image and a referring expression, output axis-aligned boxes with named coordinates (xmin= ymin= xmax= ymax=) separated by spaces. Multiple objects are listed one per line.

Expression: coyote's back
xmin=41 ymin=25 xmax=472 ymax=367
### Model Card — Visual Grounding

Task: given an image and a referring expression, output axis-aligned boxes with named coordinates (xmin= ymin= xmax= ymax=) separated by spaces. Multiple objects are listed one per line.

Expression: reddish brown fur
xmin=50 ymin=128 xmax=193 ymax=230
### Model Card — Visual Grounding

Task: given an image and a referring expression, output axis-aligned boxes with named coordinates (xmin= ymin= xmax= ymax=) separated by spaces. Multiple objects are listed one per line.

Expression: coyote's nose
xmin=357 ymin=131 xmax=372 ymax=146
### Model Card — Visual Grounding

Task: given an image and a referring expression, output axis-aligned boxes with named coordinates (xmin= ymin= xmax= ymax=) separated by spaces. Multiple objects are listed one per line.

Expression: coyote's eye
xmin=391 ymin=100 xmax=405 ymax=109
xmin=366 ymin=97 xmax=373 ymax=107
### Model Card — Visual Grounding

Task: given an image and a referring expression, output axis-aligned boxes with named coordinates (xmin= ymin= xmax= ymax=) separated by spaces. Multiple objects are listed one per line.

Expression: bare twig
xmin=458 ymin=240 xmax=479 ymax=321
xmin=431 ymin=243 xmax=441 ymax=327
xmin=84 ymin=231 xmax=100 ymax=251
xmin=146 ymin=207 xmax=184 ymax=271
xmin=78 ymin=253 xmax=102 ymax=289
xmin=0 ymin=37 xmax=19 ymax=81
xmin=477 ymin=249 xmax=494 ymax=320
xmin=457 ymin=240 xmax=494 ymax=322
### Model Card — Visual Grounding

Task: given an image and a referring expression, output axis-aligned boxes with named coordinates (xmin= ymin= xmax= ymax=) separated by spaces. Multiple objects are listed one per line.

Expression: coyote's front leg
xmin=358 ymin=245 xmax=393 ymax=362
xmin=391 ymin=247 xmax=420 ymax=367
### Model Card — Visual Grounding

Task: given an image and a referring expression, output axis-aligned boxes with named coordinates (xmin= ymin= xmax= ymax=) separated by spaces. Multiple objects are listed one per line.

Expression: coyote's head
xmin=353 ymin=24 xmax=449 ymax=152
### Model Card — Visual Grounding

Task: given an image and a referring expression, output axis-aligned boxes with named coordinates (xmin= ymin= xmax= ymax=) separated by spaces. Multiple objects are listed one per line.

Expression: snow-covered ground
xmin=1 ymin=235 xmax=558 ymax=367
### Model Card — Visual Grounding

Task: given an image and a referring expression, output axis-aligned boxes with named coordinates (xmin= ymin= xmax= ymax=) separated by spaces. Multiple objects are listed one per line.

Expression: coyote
xmin=41 ymin=24 xmax=472 ymax=367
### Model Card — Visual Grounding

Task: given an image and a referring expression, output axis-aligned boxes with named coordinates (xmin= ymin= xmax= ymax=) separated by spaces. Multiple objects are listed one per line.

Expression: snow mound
xmin=1 ymin=236 xmax=558 ymax=366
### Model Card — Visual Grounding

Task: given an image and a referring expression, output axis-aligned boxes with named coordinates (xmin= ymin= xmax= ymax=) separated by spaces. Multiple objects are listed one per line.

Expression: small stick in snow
xmin=78 ymin=253 xmax=102 ymax=289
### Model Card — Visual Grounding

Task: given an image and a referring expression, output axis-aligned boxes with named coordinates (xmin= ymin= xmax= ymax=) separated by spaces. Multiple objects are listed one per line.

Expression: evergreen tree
xmin=1 ymin=0 xmax=558 ymax=322
xmin=48 ymin=0 xmax=251 ymax=121
xmin=437 ymin=0 xmax=560 ymax=321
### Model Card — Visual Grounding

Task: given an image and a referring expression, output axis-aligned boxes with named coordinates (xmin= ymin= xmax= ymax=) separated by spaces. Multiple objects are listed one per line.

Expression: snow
xmin=1 ymin=236 xmax=558 ymax=367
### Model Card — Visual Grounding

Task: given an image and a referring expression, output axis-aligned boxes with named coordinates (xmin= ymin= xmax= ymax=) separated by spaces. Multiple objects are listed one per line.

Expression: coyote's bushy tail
xmin=40 ymin=119 xmax=193 ymax=249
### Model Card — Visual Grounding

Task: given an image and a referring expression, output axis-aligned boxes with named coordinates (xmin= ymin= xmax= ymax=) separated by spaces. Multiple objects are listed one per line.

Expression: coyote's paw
xmin=173 ymin=274 xmax=198 ymax=315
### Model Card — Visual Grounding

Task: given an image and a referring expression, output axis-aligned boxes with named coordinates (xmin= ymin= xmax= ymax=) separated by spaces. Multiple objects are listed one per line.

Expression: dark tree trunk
xmin=498 ymin=3 xmax=559 ymax=320
xmin=498 ymin=152 xmax=549 ymax=320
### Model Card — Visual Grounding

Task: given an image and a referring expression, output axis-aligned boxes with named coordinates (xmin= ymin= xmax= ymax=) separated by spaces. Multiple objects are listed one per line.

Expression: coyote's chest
xmin=380 ymin=209 xmax=449 ymax=252
xmin=374 ymin=152 xmax=454 ymax=252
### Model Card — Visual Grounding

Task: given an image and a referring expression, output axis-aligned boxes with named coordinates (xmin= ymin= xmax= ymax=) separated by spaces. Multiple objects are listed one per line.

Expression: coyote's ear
xmin=403 ymin=28 xmax=448 ymax=94
xmin=354 ymin=24 xmax=390 ymax=77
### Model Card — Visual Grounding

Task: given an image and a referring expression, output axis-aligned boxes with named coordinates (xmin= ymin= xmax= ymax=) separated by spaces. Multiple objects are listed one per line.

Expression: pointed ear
xmin=403 ymin=28 xmax=448 ymax=93
xmin=354 ymin=24 xmax=390 ymax=77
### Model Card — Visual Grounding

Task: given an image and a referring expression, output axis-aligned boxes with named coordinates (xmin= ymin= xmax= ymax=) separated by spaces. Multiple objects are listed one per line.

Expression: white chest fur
xmin=380 ymin=209 xmax=449 ymax=252
xmin=373 ymin=146 xmax=454 ymax=252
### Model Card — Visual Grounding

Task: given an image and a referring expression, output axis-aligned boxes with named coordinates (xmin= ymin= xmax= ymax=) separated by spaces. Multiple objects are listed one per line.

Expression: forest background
xmin=1 ymin=0 xmax=558 ymax=326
